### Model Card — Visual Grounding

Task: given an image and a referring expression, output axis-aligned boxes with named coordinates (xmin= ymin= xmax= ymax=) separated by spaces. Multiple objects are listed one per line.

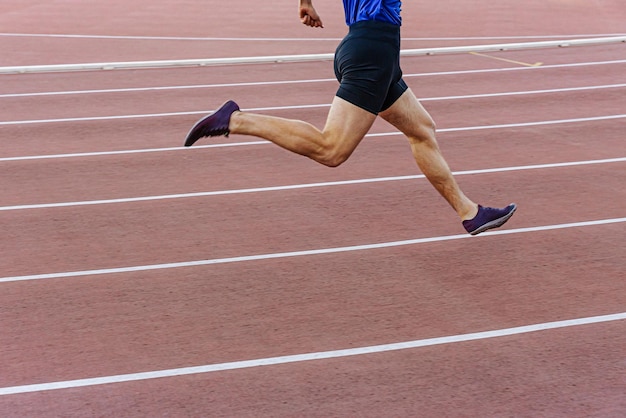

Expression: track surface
xmin=1 ymin=1 xmax=625 ymax=416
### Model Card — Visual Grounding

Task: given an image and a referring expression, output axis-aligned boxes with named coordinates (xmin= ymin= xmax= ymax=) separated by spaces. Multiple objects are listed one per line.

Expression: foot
xmin=184 ymin=100 xmax=240 ymax=147
xmin=462 ymin=203 xmax=517 ymax=235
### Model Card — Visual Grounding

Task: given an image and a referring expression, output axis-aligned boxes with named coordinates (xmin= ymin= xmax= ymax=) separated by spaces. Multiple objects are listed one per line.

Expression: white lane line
xmin=0 ymin=103 xmax=327 ymax=126
xmin=1 ymin=217 xmax=625 ymax=284
xmin=0 ymin=115 xmax=623 ymax=163
xmin=1 ymin=95 xmax=624 ymax=127
xmin=434 ymin=115 xmax=626 ymax=133
xmin=0 ymin=142 xmax=271 ymax=162
xmin=1 ymin=158 xmax=624 ymax=212
xmin=1 ymin=311 xmax=624 ymax=396
xmin=0 ymin=79 xmax=335 ymax=98
xmin=2 ymin=81 xmax=624 ymax=102
xmin=2 ymin=61 xmax=625 ymax=98
xmin=423 ymin=84 xmax=626 ymax=101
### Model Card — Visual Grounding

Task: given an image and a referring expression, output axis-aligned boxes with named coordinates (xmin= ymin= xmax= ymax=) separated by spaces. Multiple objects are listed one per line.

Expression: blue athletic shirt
xmin=342 ymin=0 xmax=402 ymax=26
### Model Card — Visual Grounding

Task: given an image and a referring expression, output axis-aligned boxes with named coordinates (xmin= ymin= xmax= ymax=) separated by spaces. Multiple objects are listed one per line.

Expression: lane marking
xmin=1 ymin=97 xmax=624 ymax=127
xmin=1 ymin=114 xmax=624 ymax=162
xmin=1 ymin=59 xmax=625 ymax=99
xmin=470 ymin=51 xmax=542 ymax=67
xmin=1 ymin=158 xmax=624 ymax=212
xmin=1 ymin=78 xmax=623 ymax=100
xmin=1 ymin=217 xmax=624 ymax=284
xmin=0 ymin=103 xmax=327 ymax=126
xmin=0 ymin=142 xmax=271 ymax=162
xmin=1 ymin=36 xmax=624 ymax=73
xmin=0 ymin=311 xmax=624 ymax=395
xmin=435 ymin=114 xmax=626 ymax=133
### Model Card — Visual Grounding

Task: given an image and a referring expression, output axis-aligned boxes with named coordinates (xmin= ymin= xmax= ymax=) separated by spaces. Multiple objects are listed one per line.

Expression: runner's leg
xmin=229 ymin=96 xmax=376 ymax=167
xmin=380 ymin=88 xmax=478 ymax=220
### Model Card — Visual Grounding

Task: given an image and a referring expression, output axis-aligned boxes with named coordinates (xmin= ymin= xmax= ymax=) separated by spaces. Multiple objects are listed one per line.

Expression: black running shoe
xmin=184 ymin=100 xmax=240 ymax=147
xmin=463 ymin=203 xmax=517 ymax=235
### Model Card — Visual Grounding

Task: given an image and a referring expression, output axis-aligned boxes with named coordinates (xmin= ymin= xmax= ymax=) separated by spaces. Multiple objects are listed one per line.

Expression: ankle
xmin=228 ymin=110 xmax=242 ymax=134
xmin=460 ymin=203 xmax=479 ymax=221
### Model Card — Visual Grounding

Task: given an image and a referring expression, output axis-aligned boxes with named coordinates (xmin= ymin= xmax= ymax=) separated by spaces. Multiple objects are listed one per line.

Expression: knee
xmin=317 ymin=143 xmax=352 ymax=168
xmin=407 ymin=119 xmax=437 ymax=146
xmin=319 ymin=148 xmax=351 ymax=167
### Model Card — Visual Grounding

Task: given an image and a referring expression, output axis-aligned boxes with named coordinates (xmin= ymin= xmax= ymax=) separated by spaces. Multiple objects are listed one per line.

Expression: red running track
xmin=1 ymin=0 xmax=625 ymax=416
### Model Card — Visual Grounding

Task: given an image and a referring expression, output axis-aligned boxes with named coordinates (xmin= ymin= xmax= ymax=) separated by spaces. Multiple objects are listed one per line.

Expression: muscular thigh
xmin=380 ymin=88 xmax=436 ymax=141
xmin=323 ymin=95 xmax=377 ymax=157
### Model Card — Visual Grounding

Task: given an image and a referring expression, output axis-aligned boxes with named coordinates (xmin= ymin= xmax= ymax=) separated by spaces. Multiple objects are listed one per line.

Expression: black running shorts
xmin=334 ymin=20 xmax=408 ymax=115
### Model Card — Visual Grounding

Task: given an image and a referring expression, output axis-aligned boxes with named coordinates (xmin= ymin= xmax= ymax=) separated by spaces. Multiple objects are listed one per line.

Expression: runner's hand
xmin=299 ymin=2 xmax=323 ymax=28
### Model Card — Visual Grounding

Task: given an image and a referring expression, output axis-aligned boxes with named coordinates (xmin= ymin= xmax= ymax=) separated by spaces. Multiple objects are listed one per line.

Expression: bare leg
xmin=229 ymin=96 xmax=377 ymax=167
xmin=380 ymin=89 xmax=478 ymax=220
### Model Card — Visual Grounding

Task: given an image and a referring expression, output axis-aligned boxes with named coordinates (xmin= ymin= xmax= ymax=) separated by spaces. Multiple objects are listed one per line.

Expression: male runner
xmin=184 ymin=0 xmax=517 ymax=235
